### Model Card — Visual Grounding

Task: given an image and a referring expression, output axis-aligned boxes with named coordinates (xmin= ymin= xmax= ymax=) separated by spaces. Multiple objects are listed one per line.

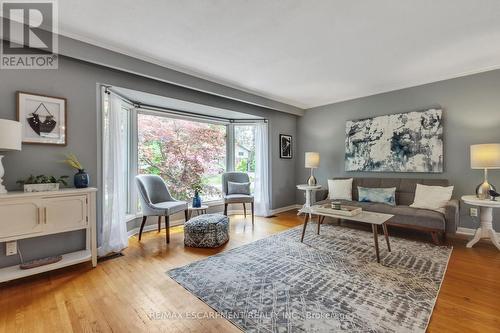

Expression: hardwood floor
xmin=0 ymin=211 xmax=499 ymax=333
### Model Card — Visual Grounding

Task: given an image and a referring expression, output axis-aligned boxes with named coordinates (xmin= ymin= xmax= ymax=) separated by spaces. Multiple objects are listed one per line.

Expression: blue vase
xmin=74 ymin=169 xmax=89 ymax=188
xmin=192 ymin=191 xmax=202 ymax=208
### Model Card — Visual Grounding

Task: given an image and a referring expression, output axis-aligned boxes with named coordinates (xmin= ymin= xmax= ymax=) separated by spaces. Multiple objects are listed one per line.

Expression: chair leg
xmin=251 ymin=202 xmax=255 ymax=227
xmin=243 ymin=203 xmax=246 ymax=218
xmin=185 ymin=209 xmax=188 ymax=222
xmin=157 ymin=216 xmax=162 ymax=232
xmin=165 ymin=215 xmax=170 ymax=244
xmin=139 ymin=216 xmax=147 ymax=241
xmin=224 ymin=203 xmax=228 ymax=216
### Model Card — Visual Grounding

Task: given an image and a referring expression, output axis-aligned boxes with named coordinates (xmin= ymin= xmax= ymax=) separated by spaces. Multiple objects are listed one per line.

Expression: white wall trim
xmin=456 ymin=227 xmax=500 ymax=237
xmin=127 ymin=217 xmax=185 ymax=238
xmin=270 ymin=204 xmax=301 ymax=215
xmin=127 ymin=205 xmax=300 ymax=238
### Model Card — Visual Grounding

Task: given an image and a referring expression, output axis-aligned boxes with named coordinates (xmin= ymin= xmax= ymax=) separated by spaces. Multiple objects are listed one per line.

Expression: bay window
xmin=101 ymin=87 xmax=269 ymax=254
xmin=115 ymin=109 xmax=261 ymax=220
xmin=137 ymin=113 xmax=227 ymax=202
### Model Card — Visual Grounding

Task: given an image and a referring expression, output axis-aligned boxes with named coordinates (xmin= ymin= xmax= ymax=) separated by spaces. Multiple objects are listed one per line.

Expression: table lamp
xmin=0 ymin=119 xmax=22 ymax=194
xmin=470 ymin=143 xmax=500 ymax=199
xmin=305 ymin=152 xmax=320 ymax=186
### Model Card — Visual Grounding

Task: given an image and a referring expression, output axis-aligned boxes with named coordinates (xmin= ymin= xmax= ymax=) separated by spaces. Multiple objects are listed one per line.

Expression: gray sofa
xmin=315 ymin=177 xmax=459 ymax=244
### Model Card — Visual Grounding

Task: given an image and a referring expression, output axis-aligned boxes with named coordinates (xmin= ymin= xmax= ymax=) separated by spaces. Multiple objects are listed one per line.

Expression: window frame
xmin=123 ymin=106 xmax=260 ymax=221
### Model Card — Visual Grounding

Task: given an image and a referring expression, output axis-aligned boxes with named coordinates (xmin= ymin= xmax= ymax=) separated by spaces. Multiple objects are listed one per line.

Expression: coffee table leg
xmin=382 ymin=223 xmax=391 ymax=252
xmin=317 ymin=215 xmax=321 ymax=235
xmin=372 ymin=224 xmax=380 ymax=263
xmin=300 ymin=214 xmax=310 ymax=242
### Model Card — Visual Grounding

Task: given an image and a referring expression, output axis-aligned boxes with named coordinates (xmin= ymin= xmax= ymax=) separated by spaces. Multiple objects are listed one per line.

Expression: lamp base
xmin=476 ymin=181 xmax=496 ymax=200
xmin=307 ymin=175 xmax=317 ymax=186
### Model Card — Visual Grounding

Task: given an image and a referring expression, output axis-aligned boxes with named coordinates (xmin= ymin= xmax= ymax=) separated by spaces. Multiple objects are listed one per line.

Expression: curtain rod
xmin=103 ymin=86 xmax=268 ymax=124
xmin=104 ymin=86 xmax=137 ymax=107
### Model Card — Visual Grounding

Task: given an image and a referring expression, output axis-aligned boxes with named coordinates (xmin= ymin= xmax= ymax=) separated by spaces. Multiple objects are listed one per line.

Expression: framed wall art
xmin=345 ymin=108 xmax=443 ymax=173
xmin=279 ymin=134 xmax=292 ymax=159
xmin=17 ymin=91 xmax=67 ymax=146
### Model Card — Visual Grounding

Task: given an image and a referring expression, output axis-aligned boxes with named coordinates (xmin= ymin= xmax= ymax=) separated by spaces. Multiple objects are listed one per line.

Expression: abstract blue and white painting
xmin=345 ymin=109 xmax=443 ymax=172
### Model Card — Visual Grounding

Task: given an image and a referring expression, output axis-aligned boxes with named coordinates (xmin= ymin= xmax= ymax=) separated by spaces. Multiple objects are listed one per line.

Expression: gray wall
xmin=297 ymin=69 xmax=500 ymax=231
xmin=0 ymin=55 xmax=297 ymax=268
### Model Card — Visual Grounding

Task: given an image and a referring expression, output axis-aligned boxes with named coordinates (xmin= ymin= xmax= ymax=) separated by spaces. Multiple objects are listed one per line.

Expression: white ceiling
xmin=58 ymin=0 xmax=500 ymax=109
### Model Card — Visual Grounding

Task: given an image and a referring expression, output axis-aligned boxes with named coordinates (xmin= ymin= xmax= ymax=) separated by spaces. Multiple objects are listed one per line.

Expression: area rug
xmin=168 ymin=224 xmax=452 ymax=333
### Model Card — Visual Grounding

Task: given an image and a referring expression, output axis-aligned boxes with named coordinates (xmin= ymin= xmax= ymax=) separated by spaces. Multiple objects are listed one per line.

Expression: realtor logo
xmin=1 ymin=0 xmax=58 ymax=69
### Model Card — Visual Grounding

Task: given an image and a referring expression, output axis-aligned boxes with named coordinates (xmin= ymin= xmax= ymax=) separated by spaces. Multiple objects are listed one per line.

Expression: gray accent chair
xmin=222 ymin=172 xmax=254 ymax=226
xmin=136 ymin=175 xmax=188 ymax=243
xmin=315 ymin=177 xmax=459 ymax=245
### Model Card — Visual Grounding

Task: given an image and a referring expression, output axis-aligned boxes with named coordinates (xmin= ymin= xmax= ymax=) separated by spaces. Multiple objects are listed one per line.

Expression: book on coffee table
xmin=312 ymin=203 xmax=362 ymax=217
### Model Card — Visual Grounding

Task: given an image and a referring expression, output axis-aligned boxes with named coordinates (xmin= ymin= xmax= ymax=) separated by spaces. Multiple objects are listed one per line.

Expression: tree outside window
xmin=234 ymin=125 xmax=256 ymax=189
xmin=137 ymin=113 xmax=226 ymax=201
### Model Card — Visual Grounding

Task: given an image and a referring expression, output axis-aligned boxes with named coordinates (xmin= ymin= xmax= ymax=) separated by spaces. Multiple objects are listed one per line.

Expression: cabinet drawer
xmin=42 ymin=195 xmax=88 ymax=232
xmin=0 ymin=200 xmax=43 ymax=239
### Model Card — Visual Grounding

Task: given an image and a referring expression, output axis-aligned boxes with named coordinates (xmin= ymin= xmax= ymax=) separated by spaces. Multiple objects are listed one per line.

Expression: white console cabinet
xmin=0 ymin=188 xmax=97 ymax=283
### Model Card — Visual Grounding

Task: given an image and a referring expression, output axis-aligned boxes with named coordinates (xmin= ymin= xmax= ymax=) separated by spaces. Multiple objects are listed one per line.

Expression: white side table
xmin=462 ymin=195 xmax=500 ymax=251
xmin=188 ymin=205 xmax=209 ymax=219
xmin=297 ymin=184 xmax=322 ymax=216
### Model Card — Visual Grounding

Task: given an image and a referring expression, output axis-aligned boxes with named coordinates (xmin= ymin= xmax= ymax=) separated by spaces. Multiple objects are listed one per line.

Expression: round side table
xmin=188 ymin=205 xmax=209 ymax=219
xmin=461 ymin=195 xmax=500 ymax=251
xmin=296 ymin=184 xmax=322 ymax=216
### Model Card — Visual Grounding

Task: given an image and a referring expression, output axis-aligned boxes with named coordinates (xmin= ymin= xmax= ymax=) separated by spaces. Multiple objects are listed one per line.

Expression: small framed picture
xmin=279 ymin=134 xmax=292 ymax=159
xmin=17 ymin=91 xmax=67 ymax=146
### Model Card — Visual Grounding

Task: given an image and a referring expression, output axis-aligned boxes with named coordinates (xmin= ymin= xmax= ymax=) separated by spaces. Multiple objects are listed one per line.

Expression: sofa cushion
xmin=389 ymin=206 xmax=446 ymax=231
xmin=358 ymin=186 xmax=396 ymax=205
xmin=335 ymin=177 xmax=449 ymax=206
xmin=328 ymin=178 xmax=353 ymax=200
xmin=410 ymin=184 xmax=454 ymax=213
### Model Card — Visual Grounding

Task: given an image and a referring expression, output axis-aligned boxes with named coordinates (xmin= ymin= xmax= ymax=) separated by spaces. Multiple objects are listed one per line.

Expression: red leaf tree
xmin=138 ymin=114 xmax=226 ymax=201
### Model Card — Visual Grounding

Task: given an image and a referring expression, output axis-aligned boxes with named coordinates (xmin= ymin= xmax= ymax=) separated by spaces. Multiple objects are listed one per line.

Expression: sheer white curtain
xmin=99 ymin=90 xmax=128 ymax=256
xmin=254 ymin=122 xmax=271 ymax=217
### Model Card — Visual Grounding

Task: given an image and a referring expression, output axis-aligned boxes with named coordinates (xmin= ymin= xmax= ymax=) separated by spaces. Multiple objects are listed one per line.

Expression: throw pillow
xmin=358 ymin=187 xmax=396 ymax=205
xmin=410 ymin=184 xmax=454 ymax=213
xmin=227 ymin=181 xmax=251 ymax=195
xmin=328 ymin=178 xmax=353 ymax=200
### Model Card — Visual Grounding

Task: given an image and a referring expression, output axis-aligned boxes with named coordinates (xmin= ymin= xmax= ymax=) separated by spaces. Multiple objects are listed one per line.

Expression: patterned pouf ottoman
xmin=184 ymin=214 xmax=229 ymax=248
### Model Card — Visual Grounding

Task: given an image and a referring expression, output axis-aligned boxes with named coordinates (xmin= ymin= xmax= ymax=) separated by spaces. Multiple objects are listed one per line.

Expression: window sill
xmin=124 ymin=200 xmax=225 ymax=223
xmin=125 ymin=213 xmax=142 ymax=223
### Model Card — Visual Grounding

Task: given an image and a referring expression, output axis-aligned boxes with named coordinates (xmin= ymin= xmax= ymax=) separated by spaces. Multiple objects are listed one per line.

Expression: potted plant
xmin=63 ymin=153 xmax=89 ymax=188
xmin=17 ymin=175 xmax=69 ymax=193
xmin=192 ymin=184 xmax=203 ymax=208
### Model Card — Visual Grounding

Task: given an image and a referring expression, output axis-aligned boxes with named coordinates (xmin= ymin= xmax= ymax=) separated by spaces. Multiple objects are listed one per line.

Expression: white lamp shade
xmin=0 ymin=119 xmax=22 ymax=151
xmin=305 ymin=152 xmax=320 ymax=168
xmin=470 ymin=144 xmax=500 ymax=169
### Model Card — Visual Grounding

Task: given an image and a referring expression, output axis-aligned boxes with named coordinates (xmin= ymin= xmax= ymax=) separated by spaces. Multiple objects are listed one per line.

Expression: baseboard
xmin=456 ymin=227 xmax=500 ymax=237
xmin=127 ymin=205 xmax=300 ymax=238
xmin=270 ymin=204 xmax=301 ymax=215
xmin=127 ymin=218 xmax=186 ymax=237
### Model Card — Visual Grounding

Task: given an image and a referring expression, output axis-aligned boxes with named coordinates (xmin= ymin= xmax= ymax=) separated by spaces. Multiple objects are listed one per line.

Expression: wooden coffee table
xmin=299 ymin=206 xmax=394 ymax=263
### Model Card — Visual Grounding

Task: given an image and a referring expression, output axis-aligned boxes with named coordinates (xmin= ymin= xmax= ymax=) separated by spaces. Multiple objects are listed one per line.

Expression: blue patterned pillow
xmin=358 ymin=187 xmax=396 ymax=205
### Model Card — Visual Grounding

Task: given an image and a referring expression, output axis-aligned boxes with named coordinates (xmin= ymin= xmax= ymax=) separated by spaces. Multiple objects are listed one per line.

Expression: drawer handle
xmin=44 ymin=207 xmax=47 ymax=224
xmin=37 ymin=208 xmax=42 ymax=224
